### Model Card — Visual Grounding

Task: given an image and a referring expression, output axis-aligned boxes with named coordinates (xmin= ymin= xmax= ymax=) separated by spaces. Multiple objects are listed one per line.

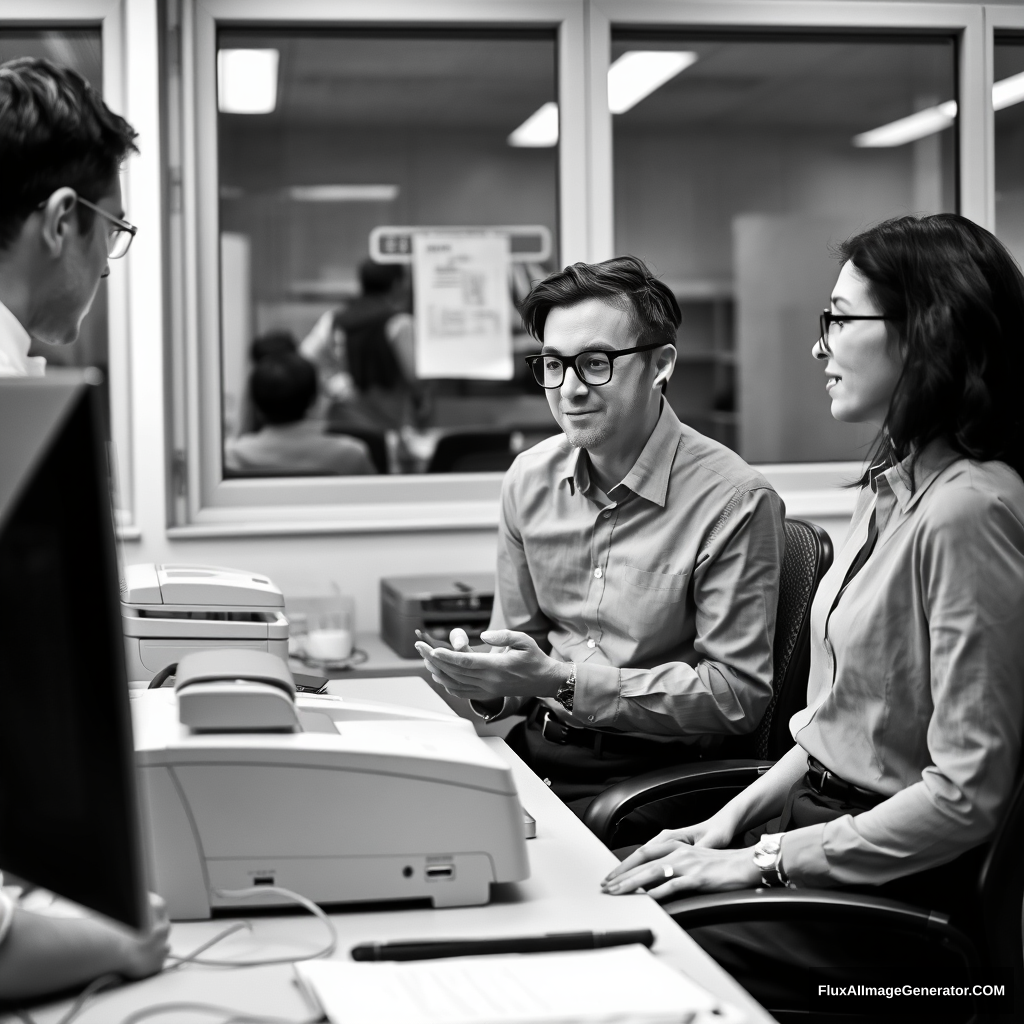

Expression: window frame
xmin=168 ymin=0 xmax=991 ymax=537
xmin=169 ymin=0 xmax=587 ymax=536
xmin=0 ymin=0 xmax=138 ymax=536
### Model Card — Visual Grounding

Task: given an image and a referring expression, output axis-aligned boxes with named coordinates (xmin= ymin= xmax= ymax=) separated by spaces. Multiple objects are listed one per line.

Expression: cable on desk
xmin=165 ymin=921 xmax=253 ymax=970
xmin=11 ymin=973 xmax=121 ymax=1024
xmin=119 ymin=1003 xmax=322 ymax=1024
xmin=162 ymin=886 xmax=337 ymax=968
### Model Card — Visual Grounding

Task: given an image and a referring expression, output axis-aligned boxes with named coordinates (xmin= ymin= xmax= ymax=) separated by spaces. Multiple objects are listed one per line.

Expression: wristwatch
xmin=751 ymin=833 xmax=795 ymax=888
xmin=554 ymin=662 xmax=577 ymax=714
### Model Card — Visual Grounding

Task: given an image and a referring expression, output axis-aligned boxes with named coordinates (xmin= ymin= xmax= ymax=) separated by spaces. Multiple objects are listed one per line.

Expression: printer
xmin=121 ymin=564 xmax=289 ymax=681
xmin=381 ymin=572 xmax=494 ymax=657
xmin=132 ymin=650 xmax=529 ymax=920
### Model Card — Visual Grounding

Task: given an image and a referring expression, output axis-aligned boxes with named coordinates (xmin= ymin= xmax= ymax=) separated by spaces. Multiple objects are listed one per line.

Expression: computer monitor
xmin=0 ymin=371 xmax=148 ymax=930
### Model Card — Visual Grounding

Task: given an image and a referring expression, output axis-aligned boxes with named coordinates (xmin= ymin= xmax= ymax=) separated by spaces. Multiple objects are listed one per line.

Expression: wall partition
xmin=165 ymin=1 xmax=993 ymax=535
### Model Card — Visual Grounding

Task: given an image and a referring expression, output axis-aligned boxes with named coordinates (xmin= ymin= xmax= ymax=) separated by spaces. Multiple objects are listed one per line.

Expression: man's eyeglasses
xmin=525 ymin=341 xmax=669 ymax=389
xmin=37 ymin=193 xmax=138 ymax=258
xmin=75 ymin=196 xmax=137 ymax=258
xmin=818 ymin=310 xmax=889 ymax=354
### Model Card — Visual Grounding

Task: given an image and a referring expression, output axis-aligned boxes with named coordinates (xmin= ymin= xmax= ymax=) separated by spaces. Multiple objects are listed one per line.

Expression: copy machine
xmin=132 ymin=650 xmax=530 ymax=920
xmin=121 ymin=564 xmax=289 ymax=681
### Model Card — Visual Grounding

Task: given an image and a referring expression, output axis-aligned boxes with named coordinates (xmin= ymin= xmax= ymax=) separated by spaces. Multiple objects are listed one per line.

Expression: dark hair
xmin=250 ymin=353 xmax=317 ymax=425
xmin=838 ymin=214 xmax=1024 ymax=485
xmin=0 ymin=57 xmax=139 ymax=249
xmin=250 ymin=330 xmax=297 ymax=363
xmin=359 ymin=259 xmax=403 ymax=295
xmin=519 ymin=255 xmax=681 ymax=354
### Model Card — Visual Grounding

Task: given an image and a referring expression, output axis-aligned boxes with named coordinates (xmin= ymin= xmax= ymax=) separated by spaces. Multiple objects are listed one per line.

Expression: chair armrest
xmin=583 ymin=759 xmax=773 ymax=843
xmin=663 ymin=888 xmax=981 ymax=979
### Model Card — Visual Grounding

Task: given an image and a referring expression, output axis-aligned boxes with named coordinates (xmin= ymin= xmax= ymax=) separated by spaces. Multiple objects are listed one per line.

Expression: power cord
xmin=11 ymin=886 xmax=336 ymax=1024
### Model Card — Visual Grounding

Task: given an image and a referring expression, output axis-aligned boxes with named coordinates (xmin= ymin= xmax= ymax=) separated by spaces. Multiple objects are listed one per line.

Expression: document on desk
xmin=296 ymin=944 xmax=745 ymax=1024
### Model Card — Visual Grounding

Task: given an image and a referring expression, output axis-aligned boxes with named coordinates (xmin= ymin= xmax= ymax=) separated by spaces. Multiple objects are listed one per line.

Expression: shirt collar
xmin=0 ymin=298 xmax=45 ymax=377
xmin=560 ymin=400 xmax=683 ymax=508
xmin=874 ymin=438 xmax=959 ymax=513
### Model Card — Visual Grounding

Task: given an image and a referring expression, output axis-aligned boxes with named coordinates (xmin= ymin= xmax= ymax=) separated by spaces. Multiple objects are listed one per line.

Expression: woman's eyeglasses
xmin=818 ymin=310 xmax=889 ymax=354
xmin=525 ymin=341 xmax=668 ymax=389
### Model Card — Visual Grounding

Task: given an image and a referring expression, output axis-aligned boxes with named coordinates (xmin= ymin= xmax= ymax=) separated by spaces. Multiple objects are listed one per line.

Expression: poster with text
xmin=413 ymin=232 xmax=513 ymax=380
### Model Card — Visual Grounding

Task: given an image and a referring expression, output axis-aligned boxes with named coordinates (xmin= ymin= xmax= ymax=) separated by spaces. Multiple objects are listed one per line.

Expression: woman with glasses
xmin=602 ymin=214 xmax=1024 ymax=1015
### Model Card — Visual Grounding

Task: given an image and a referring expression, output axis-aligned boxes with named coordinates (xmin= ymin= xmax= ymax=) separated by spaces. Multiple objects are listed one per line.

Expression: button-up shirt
xmin=0 ymin=299 xmax=45 ymax=377
xmin=489 ymin=402 xmax=786 ymax=739
xmin=783 ymin=442 xmax=1024 ymax=887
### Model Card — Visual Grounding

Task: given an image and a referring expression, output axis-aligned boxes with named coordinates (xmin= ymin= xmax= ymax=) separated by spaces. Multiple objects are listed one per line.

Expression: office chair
xmin=324 ymin=425 xmax=389 ymax=474
xmin=428 ymin=431 xmax=515 ymax=473
xmin=661 ymin=768 xmax=1024 ymax=1023
xmin=583 ymin=518 xmax=834 ymax=845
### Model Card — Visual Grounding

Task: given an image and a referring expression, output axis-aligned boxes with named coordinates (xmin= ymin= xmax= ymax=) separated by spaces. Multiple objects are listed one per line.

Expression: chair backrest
xmin=755 ymin=518 xmax=834 ymax=760
xmin=428 ymin=431 xmax=515 ymax=473
xmin=976 ymin=767 xmax=1024 ymax=998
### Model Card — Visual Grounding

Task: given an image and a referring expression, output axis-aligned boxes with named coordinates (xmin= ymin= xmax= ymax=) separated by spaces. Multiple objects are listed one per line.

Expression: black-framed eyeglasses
xmin=525 ymin=341 xmax=669 ymax=389
xmin=818 ymin=310 xmax=889 ymax=354
xmin=36 ymin=193 xmax=138 ymax=258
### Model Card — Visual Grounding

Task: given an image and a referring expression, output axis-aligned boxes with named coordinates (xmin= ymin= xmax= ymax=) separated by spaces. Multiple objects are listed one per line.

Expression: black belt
xmin=528 ymin=702 xmax=702 ymax=758
xmin=806 ymin=755 xmax=885 ymax=810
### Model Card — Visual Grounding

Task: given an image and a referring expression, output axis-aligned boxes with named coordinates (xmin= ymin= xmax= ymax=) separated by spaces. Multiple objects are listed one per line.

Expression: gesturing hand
xmin=415 ymin=629 xmax=567 ymax=702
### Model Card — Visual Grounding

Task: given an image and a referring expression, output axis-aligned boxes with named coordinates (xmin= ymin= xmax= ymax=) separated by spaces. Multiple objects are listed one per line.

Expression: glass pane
xmin=612 ymin=34 xmax=957 ymax=463
xmin=217 ymin=29 xmax=559 ymax=478
xmin=994 ymin=36 xmax=1024 ymax=274
xmin=0 ymin=30 xmax=109 ymax=428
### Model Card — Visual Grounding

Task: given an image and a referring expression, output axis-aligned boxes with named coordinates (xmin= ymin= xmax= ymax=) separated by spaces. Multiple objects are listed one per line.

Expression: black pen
xmin=350 ymin=929 xmax=655 ymax=961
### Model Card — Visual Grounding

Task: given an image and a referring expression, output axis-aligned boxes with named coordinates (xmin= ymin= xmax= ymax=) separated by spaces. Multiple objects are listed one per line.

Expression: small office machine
xmin=381 ymin=572 xmax=494 ymax=657
xmin=121 ymin=564 xmax=289 ymax=681
xmin=132 ymin=650 xmax=530 ymax=920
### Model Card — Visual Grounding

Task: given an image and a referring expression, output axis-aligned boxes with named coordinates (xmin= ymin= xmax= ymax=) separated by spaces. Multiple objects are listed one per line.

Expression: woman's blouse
xmin=782 ymin=441 xmax=1024 ymax=887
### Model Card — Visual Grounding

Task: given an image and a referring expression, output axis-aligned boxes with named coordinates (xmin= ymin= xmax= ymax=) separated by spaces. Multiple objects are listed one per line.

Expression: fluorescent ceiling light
xmin=607 ymin=50 xmax=698 ymax=114
xmin=993 ymin=70 xmax=1024 ymax=111
xmin=855 ymin=70 xmax=1024 ymax=148
xmin=508 ymin=101 xmax=559 ymax=147
xmin=509 ymin=51 xmax=697 ymax=147
xmin=218 ymin=49 xmax=279 ymax=114
xmin=287 ymin=185 xmax=399 ymax=202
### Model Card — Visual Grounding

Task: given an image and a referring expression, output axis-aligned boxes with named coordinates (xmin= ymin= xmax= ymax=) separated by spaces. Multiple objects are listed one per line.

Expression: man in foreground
xmin=417 ymin=256 xmax=785 ymax=835
xmin=0 ymin=56 xmax=169 ymax=999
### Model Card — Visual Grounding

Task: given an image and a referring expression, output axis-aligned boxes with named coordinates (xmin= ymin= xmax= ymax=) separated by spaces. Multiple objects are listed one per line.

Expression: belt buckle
xmin=808 ymin=763 xmax=827 ymax=794
xmin=541 ymin=710 xmax=568 ymax=745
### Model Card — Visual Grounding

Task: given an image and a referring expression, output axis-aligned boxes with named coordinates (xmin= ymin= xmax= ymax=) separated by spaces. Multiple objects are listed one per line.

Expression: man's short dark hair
xmin=0 ymin=57 xmax=139 ymax=249
xmin=250 ymin=330 xmax=297 ymax=363
xmin=250 ymin=353 xmax=318 ymax=425
xmin=359 ymin=259 xmax=403 ymax=295
xmin=518 ymin=255 xmax=681 ymax=351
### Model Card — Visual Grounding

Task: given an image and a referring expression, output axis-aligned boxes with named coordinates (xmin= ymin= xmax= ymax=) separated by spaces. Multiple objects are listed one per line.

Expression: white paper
xmin=413 ymin=232 xmax=513 ymax=380
xmin=296 ymin=944 xmax=746 ymax=1024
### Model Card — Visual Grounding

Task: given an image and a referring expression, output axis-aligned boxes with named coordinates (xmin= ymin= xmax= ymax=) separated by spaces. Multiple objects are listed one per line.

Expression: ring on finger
xmin=662 ymin=865 xmax=674 ymax=879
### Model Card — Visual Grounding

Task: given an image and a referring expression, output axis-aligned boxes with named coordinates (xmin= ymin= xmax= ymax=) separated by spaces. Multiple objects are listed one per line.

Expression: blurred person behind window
xmin=225 ymin=350 xmax=376 ymax=476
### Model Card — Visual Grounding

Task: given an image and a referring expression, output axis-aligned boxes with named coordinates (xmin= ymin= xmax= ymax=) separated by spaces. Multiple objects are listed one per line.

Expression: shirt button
xmin=594 ymin=567 xmax=603 ymax=579
xmin=588 ymin=716 xmax=595 ymax=722
xmin=602 ymin=511 xmax=611 ymax=519
xmin=587 ymin=639 xmax=596 ymax=648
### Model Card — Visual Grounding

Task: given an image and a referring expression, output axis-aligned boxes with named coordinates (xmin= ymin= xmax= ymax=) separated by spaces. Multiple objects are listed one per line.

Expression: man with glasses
xmin=0 ymin=57 xmax=137 ymax=377
xmin=417 ymin=256 xmax=786 ymax=836
xmin=0 ymin=57 xmax=169 ymax=1002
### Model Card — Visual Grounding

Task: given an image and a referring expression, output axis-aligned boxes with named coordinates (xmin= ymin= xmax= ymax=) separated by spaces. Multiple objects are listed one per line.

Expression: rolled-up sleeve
xmin=575 ymin=486 xmax=785 ymax=735
xmin=783 ymin=486 xmax=1024 ymax=887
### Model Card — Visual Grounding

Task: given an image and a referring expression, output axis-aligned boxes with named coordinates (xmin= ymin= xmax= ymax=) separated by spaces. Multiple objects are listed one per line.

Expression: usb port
xmin=253 ymin=875 xmax=275 ymax=886
xmin=425 ymin=864 xmax=455 ymax=881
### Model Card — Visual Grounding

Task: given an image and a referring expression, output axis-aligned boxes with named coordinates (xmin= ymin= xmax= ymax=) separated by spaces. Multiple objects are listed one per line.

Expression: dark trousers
xmin=504 ymin=710 xmax=710 ymax=846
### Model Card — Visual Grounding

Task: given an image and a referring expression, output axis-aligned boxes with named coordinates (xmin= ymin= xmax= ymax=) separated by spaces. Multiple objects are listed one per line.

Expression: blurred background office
xmin=2 ymin=1 xmax=1020 ymax=633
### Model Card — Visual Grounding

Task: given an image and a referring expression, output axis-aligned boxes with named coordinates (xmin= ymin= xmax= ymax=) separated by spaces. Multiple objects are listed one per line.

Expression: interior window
xmin=994 ymin=35 xmax=1024 ymax=277
xmin=611 ymin=32 xmax=957 ymax=463
xmin=0 ymin=29 xmax=107 ymax=431
xmin=216 ymin=29 xmax=559 ymax=478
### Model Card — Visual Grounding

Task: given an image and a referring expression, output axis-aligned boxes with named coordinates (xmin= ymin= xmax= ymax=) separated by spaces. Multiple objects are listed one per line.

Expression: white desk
xmin=10 ymin=678 xmax=774 ymax=1024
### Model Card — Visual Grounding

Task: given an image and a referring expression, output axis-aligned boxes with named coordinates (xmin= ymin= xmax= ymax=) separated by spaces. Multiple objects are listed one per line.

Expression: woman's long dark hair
xmin=840 ymin=214 xmax=1024 ymax=485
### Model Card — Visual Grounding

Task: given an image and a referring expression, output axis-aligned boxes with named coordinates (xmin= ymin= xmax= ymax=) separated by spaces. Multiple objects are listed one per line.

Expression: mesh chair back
xmin=755 ymin=518 xmax=833 ymax=759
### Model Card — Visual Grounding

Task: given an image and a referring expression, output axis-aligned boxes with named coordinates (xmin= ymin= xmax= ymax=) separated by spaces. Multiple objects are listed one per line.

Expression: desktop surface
xmin=5 ymin=677 xmax=774 ymax=1024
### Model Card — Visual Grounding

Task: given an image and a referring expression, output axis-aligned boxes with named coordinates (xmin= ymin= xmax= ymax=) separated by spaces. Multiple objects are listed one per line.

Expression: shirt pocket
xmin=621 ymin=565 xmax=690 ymax=642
